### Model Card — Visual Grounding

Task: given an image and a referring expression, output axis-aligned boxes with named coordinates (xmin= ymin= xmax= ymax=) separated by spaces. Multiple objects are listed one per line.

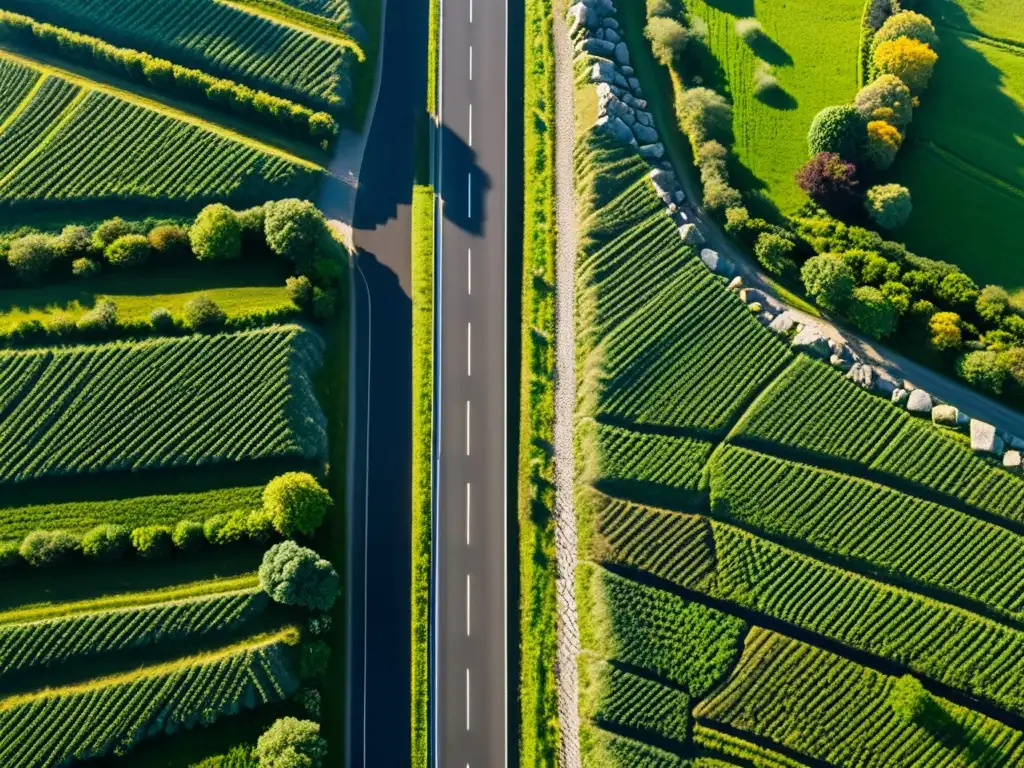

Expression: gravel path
xmin=552 ymin=4 xmax=583 ymax=767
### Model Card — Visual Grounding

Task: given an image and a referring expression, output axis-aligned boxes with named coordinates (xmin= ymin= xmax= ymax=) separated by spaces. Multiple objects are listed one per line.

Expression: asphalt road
xmin=433 ymin=0 xmax=509 ymax=761
xmin=343 ymin=0 xmax=427 ymax=762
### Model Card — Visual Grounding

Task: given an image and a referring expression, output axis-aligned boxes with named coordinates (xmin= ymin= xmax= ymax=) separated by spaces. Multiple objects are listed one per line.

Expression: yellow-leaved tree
xmin=873 ymin=37 xmax=938 ymax=94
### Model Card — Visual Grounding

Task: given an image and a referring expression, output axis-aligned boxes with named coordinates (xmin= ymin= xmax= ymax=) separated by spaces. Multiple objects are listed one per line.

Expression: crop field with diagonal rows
xmin=571 ymin=127 xmax=1024 ymax=767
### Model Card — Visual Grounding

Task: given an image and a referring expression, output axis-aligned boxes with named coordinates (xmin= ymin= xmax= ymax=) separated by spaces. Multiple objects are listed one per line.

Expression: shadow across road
xmin=439 ymin=123 xmax=491 ymax=236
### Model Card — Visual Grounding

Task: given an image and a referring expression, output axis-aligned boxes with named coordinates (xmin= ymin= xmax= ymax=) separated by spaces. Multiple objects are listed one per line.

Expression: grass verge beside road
xmin=410 ymin=184 xmax=435 ymax=768
xmin=519 ymin=0 xmax=558 ymax=763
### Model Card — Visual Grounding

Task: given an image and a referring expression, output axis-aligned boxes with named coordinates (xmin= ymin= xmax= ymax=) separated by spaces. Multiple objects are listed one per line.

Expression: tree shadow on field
xmin=755 ymin=83 xmax=798 ymax=111
xmin=918 ymin=699 xmax=1004 ymax=766
xmin=746 ymin=32 xmax=793 ymax=67
xmin=703 ymin=0 xmax=753 ymax=16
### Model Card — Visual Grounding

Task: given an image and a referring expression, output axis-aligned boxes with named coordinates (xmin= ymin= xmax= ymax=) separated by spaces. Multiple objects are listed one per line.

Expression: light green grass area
xmin=888 ymin=1 xmax=1024 ymax=288
xmin=0 ymin=259 xmax=294 ymax=332
xmin=683 ymin=0 xmax=864 ymax=215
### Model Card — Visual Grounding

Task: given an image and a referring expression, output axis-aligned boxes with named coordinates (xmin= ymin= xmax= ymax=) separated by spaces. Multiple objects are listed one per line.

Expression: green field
xmin=680 ymin=0 xmax=864 ymax=215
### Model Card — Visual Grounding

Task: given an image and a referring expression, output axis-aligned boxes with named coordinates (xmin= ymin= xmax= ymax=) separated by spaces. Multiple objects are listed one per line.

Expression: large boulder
xmin=931 ymin=404 xmax=958 ymax=428
xmin=602 ymin=17 xmax=619 ymax=28
xmin=632 ymin=123 xmax=659 ymax=144
xmin=769 ymin=312 xmax=796 ymax=335
xmin=596 ymin=115 xmax=636 ymax=145
xmin=846 ymin=363 xmax=874 ymax=389
xmin=906 ymin=389 xmax=933 ymax=414
xmin=604 ymin=28 xmax=621 ymax=43
xmin=1003 ymin=450 xmax=1022 ymax=470
xmin=1009 ymin=434 xmax=1024 ymax=451
xmin=579 ymin=37 xmax=615 ymax=56
xmin=699 ymin=249 xmax=734 ymax=278
xmin=590 ymin=60 xmax=616 ymax=84
xmin=679 ymin=223 xmax=704 ymax=246
xmin=970 ymin=419 xmax=1005 ymax=455
xmin=791 ymin=326 xmax=831 ymax=358
xmin=615 ymin=42 xmax=631 ymax=66
xmin=637 ymin=143 xmax=665 ymax=160
xmin=891 ymin=387 xmax=909 ymax=407
xmin=649 ymin=168 xmax=677 ymax=200
xmin=567 ymin=3 xmax=596 ymax=35
xmin=873 ymin=372 xmax=899 ymax=399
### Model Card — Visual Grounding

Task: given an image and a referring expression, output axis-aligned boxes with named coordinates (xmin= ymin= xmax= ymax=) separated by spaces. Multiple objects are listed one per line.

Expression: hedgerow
xmin=0 ymin=325 xmax=327 ymax=484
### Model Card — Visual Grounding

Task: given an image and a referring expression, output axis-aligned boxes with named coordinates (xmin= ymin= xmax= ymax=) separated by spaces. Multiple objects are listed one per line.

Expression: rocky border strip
xmin=566 ymin=0 xmax=1024 ymax=476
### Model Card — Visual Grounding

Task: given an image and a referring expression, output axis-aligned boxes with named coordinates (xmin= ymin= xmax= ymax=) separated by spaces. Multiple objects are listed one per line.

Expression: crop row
xmin=0 ymin=86 xmax=317 ymax=207
xmin=708 ymin=445 xmax=1024 ymax=616
xmin=0 ymin=76 xmax=81 ymax=181
xmin=691 ymin=724 xmax=811 ymax=768
xmin=585 ymin=726 xmax=697 ymax=768
xmin=590 ymin=661 xmax=690 ymax=746
xmin=695 ymin=627 xmax=1024 ymax=767
xmin=7 ymin=0 xmax=354 ymax=108
xmin=0 ymin=585 xmax=267 ymax=678
xmin=0 ymin=325 xmax=326 ymax=484
xmin=0 ymin=628 xmax=299 ymax=767
xmin=732 ymin=355 xmax=1024 ymax=520
xmin=0 ymin=59 xmax=39 ymax=125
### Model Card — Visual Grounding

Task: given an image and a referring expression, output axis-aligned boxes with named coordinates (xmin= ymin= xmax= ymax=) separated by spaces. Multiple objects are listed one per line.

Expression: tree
xmin=263 ymin=472 xmax=333 ymax=537
xmin=890 ymin=675 xmax=929 ymax=724
xmin=855 ymin=74 xmax=913 ymax=128
xmin=801 ymin=254 xmax=856 ymax=311
xmin=7 ymin=235 xmax=60 ymax=281
xmin=976 ymin=285 xmax=1010 ymax=324
xmin=865 ymin=121 xmax=902 ymax=169
xmin=190 ymin=204 xmax=242 ymax=261
xmin=255 ymin=718 xmax=327 ymax=768
xmin=132 ymin=525 xmax=173 ymax=558
xmin=873 ymin=37 xmax=938 ymax=94
xmin=105 ymin=234 xmax=151 ymax=268
xmin=20 ymin=531 xmax=80 ymax=567
xmin=300 ymin=641 xmax=332 ymax=680
xmin=237 ymin=205 xmax=268 ymax=252
xmin=91 ymin=217 xmax=132 ymax=251
xmin=81 ymin=524 xmax=131 ymax=561
xmin=646 ymin=17 xmax=689 ymax=67
xmin=312 ymin=287 xmax=337 ymax=320
xmin=936 ymin=272 xmax=979 ymax=308
xmin=183 ymin=294 xmax=227 ymax=332
xmin=795 ymin=153 xmax=859 ymax=210
xmin=72 ymin=257 xmax=101 ymax=279
xmin=148 ymin=225 xmax=192 ymax=260
xmin=675 ymin=87 xmax=732 ymax=145
xmin=957 ymin=350 xmax=1009 ymax=394
xmin=754 ymin=232 xmax=796 ymax=276
xmin=881 ymin=281 xmax=913 ymax=314
xmin=172 ymin=520 xmax=205 ymax=552
xmin=264 ymin=199 xmax=332 ymax=274
xmin=997 ymin=347 xmax=1024 ymax=391
xmin=865 ymin=184 xmax=912 ymax=229
xmin=873 ymin=10 xmax=938 ymax=50
xmin=150 ymin=307 xmax=176 ymax=332
xmin=59 ymin=225 xmax=95 ymax=260
xmin=646 ymin=0 xmax=673 ymax=18
xmin=77 ymin=299 xmax=119 ymax=335
xmin=929 ymin=311 xmax=963 ymax=351
xmin=807 ymin=105 xmax=865 ymax=161
xmin=848 ymin=286 xmax=898 ymax=339
xmin=286 ymin=276 xmax=314 ymax=309
xmin=259 ymin=541 xmax=340 ymax=611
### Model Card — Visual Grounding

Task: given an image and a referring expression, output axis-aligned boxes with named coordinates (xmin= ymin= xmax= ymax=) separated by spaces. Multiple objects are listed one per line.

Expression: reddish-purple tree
xmin=796 ymin=152 xmax=859 ymax=211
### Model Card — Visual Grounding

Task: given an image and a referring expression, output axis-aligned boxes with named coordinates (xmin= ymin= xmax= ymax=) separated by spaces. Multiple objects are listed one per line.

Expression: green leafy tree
xmin=300 ymin=641 xmax=332 ymax=680
xmin=105 ymin=234 xmax=151 ymax=268
xmin=873 ymin=10 xmax=938 ymax=50
xmin=72 ymin=257 xmax=101 ymax=279
xmin=172 ymin=520 xmax=206 ymax=552
xmin=976 ymin=285 xmax=1010 ymax=324
xmin=890 ymin=675 xmax=929 ymax=724
xmin=259 ymin=541 xmax=340 ymax=612
xmin=855 ymin=74 xmax=913 ymax=129
xmin=881 ymin=281 xmax=912 ymax=314
xmin=997 ymin=347 xmax=1024 ymax=391
xmin=646 ymin=17 xmax=689 ymax=67
xmin=184 ymin=294 xmax=227 ymax=332
xmin=754 ymin=232 xmax=796 ymax=276
xmin=81 ymin=524 xmax=131 ymax=561
xmin=148 ymin=225 xmax=192 ymax=260
xmin=132 ymin=525 xmax=173 ymax=558
xmin=77 ymin=299 xmax=119 ymax=335
xmin=807 ymin=105 xmax=865 ymax=161
xmin=676 ymin=87 xmax=732 ymax=145
xmin=20 ymin=531 xmax=80 ymax=567
xmin=8 ymin=235 xmax=60 ymax=282
xmin=58 ymin=225 xmax=95 ymax=260
xmin=936 ymin=272 xmax=980 ymax=309
xmin=957 ymin=351 xmax=1009 ymax=394
xmin=848 ymin=286 xmax=898 ymax=339
xmin=91 ymin=217 xmax=133 ymax=251
xmin=263 ymin=472 xmax=333 ymax=537
xmin=190 ymin=204 xmax=242 ymax=261
xmin=264 ymin=199 xmax=331 ymax=274
xmin=287 ymin=276 xmax=314 ymax=309
xmin=865 ymin=184 xmax=912 ymax=229
xmin=801 ymin=254 xmax=855 ymax=311
xmin=255 ymin=718 xmax=327 ymax=768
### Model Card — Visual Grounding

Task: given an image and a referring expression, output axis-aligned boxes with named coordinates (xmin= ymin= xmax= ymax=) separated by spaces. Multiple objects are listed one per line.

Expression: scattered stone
xmin=769 ymin=312 xmax=796 ymax=334
xmin=579 ymin=37 xmax=615 ymax=56
xmin=567 ymin=3 xmax=595 ymax=35
xmin=602 ymin=17 xmax=619 ymax=28
xmin=891 ymin=388 xmax=909 ymax=407
xmin=971 ymin=419 xmax=1004 ymax=455
xmin=931 ymin=404 xmax=958 ymax=428
xmin=846 ymin=363 xmax=874 ymax=389
xmin=873 ymin=371 xmax=899 ymax=399
xmin=632 ymin=123 xmax=658 ymax=144
xmin=727 ymin=276 xmax=743 ymax=292
xmin=594 ymin=27 xmax=606 ymax=39
xmin=649 ymin=168 xmax=676 ymax=200
xmin=615 ymin=42 xmax=630 ymax=66
xmin=956 ymin=410 xmax=971 ymax=430
xmin=604 ymin=28 xmax=620 ymax=43
xmin=679 ymin=223 xmax=705 ymax=245
xmin=590 ymin=61 xmax=616 ymax=84
xmin=595 ymin=115 xmax=635 ymax=145
xmin=1003 ymin=450 xmax=1022 ymax=470
xmin=613 ymin=72 xmax=629 ymax=89
xmin=830 ymin=354 xmax=853 ymax=371
xmin=667 ymin=202 xmax=677 ymax=213
xmin=700 ymin=248 xmax=734 ymax=277
xmin=636 ymin=112 xmax=650 ymax=127
xmin=906 ymin=389 xmax=933 ymax=414
xmin=791 ymin=325 xmax=831 ymax=358
xmin=1010 ymin=435 xmax=1024 ymax=451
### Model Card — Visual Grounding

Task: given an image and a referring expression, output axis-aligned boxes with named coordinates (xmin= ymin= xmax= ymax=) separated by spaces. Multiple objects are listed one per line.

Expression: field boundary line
xmin=0 ymin=69 xmax=45 ymax=137
xmin=0 ymin=48 xmax=324 ymax=171
xmin=921 ymin=139 xmax=1024 ymax=201
xmin=0 ymin=86 xmax=86 ymax=190
xmin=214 ymin=0 xmax=366 ymax=59
xmin=692 ymin=721 xmax=828 ymax=768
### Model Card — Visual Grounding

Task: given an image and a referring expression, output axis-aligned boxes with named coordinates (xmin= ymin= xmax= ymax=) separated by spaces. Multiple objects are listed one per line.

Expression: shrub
xmin=865 ymin=121 xmax=902 ymax=169
xmin=259 ymin=541 xmax=340 ymax=612
xmin=646 ymin=0 xmax=673 ymax=18
xmin=246 ymin=508 xmax=278 ymax=543
xmin=237 ymin=205 xmax=268 ymax=252
xmin=172 ymin=520 xmax=205 ymax=552
xmin=183 ymin=294 xmax=227 ymax=331
xmin=976 ymin=285 xmax=1010 ymax=324
xmin=795 ymin=153 xmax=859 ymax=210
xmin=873 ymin=37 xmax=938 ymax=94
xmin=998 ymin=347 xmax=1024 ymax=391
xmin=264 ymin=199 xmax=331 ymax=274
xmin=646 ymin=17 xmax=689 ymax=67
xmin=8 ymin=234 xmax=60 ymax=281
xmin=105 ymin=234 xmax=151 ymax=268
xmin=855 ymin=75 xmax=913 ymax=129
xmin=874 ymin=10 xmax=938 ymax=50
xmin=148 ymin=225 xmax=192 ymax=260
xmin=255 ymin=718 xmax=327 ymax=768
xmin=735 ymin=18 xmax=764 ymax=45
xmin=902 ymin=269 xmax=939 ymax=297
xmin=802 ymin=255 xmax=856 ymax=312
xmin=724 ymin=206 xmax=751 ymax=235
xmin=754 ymin=233 xmax=796 ymax=276
xmin=91 ymin=217 xmax=132 ymax=251
xmin=936 ymin=272 xmax=980 ymax=308
xmin=132 ymin=525 xmax=173 ymax=558
xmin=676 ymin=87 xmax=732 ymax=145
xmin=0 ymin=543 xmax=19 ymax=568
xmin=81 ymin=524 xmax=131 ymax=561
xmin=20 ymin=531 xmax=80 ymax=567
xmin=72 ymin=257 xmax=101 ymax=279
xmin=263 ymin=472 xmax=332 ymax=537
xmin=807 ymin=105 xmax=864 ymax=161
xmin=300 ymin=641 xmax=332 ymax=680
xmin=206 ymin=510 xmax=252 ymax=546
xmin=287 ymin=275 xmax=314 ymax=309
xmin=753 ymin=62 xmax=779 ymax=97
xmin=848 ymin=286 xmax=898 ymax=339
xmin=865 ymin=184 xmax=912 ymax=229
xmin=203 ymin=514 xmax=231 ymax=544
xmin=881 ymin=281 xmax=912 ymax=314
xmin=929 ymin=311 xmax=963 ymax=351
xmin=957 ymin=351 xmax=1009 ymax=395
xmin=300 ymin=688 xmax=322 ymax=719
xmin=149 ymin=307 xmax=176 ymax=332
xmin=890 ymin=675 xmax=928 ymax=724
xmin=46 ymin=312 xmax=77 ymax=339
xmin=58 ymin=225 xmax=94 ymax=260
xmin=190 ymin=204 xmax=242 ymax=261
xmin=77 ymin=299 xmax=118 ymax=334
xmin=861 ymin=253 xmax=900 ymax=285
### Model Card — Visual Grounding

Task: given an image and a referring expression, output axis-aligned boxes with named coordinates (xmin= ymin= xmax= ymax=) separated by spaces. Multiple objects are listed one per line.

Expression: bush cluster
xmin=0 ymin=11 xmax=338 ymax=144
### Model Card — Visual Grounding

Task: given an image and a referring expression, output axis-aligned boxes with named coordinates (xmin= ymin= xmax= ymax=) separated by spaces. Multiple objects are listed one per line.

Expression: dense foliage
xmin=259 ymin=541 xmax=340 ymax=611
